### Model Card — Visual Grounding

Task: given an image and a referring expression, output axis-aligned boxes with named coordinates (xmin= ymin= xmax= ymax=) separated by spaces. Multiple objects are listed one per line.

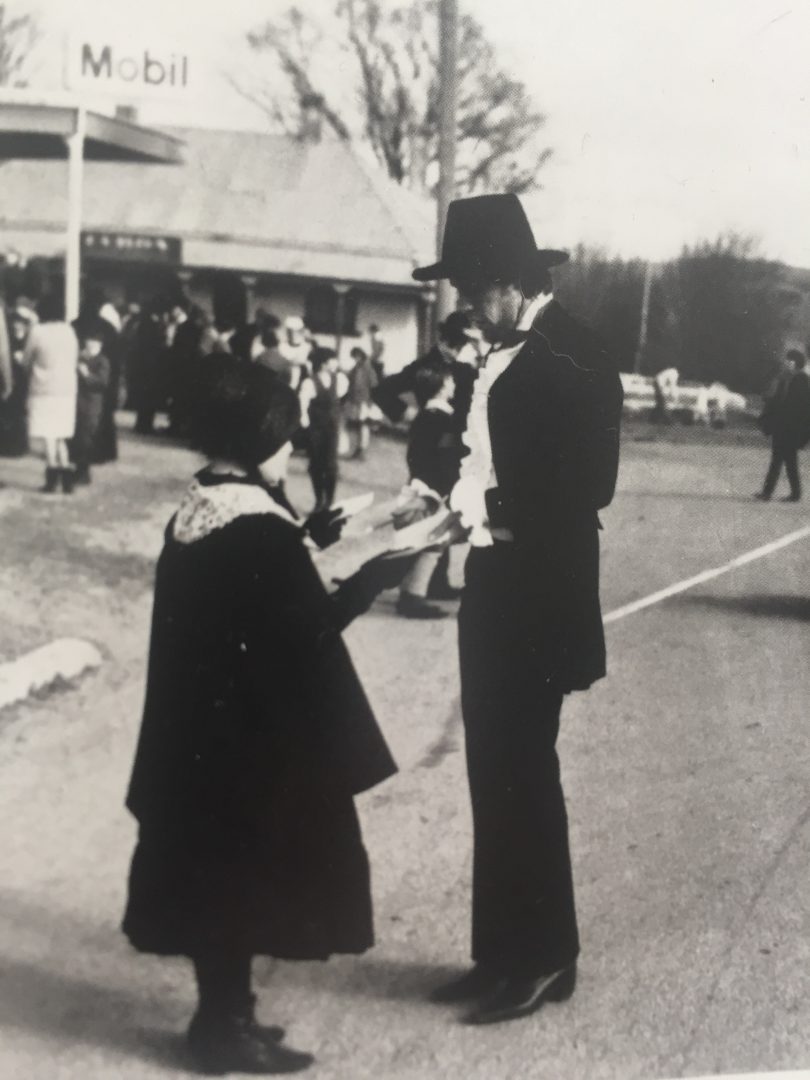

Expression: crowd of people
xmin=0 ymin=282 xmax=387 ymax=508
xmin=0 ymin=288 xmax=121 ymax=491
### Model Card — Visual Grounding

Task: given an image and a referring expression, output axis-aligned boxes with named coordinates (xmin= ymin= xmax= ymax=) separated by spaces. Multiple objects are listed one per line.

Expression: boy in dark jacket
xmin=406 ymin=366 xmax=462 ymax=499
xmin=398 ymin=366 xmax=463 ymax=618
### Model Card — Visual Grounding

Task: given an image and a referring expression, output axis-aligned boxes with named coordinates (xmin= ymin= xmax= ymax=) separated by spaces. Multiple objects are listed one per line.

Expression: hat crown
xmin=442 ymin=194 xmax=536 ymax=281
xmin=412 ymin=193 xmax=568 ymax=283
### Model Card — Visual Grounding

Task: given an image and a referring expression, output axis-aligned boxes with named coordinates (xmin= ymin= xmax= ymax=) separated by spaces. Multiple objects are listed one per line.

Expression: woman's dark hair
xmin=414 ymin=365 xmax=453 ymax=408
xmin=259 ymin=312 xmax=281 ymax=349
xmin=439 ymin=310 xmax=474 ymax=350
xmin=310 ymin=346 xmax=337 ymax=373
xmin=191 ymin=353 xmax=301 ymax=467
xmin=518 ymin=264 xmax=553 ymax=299
xmin=350 ymin=346 xmax=368 ymax=362
xmin=229 ymin=323 xmax=262 ymax=363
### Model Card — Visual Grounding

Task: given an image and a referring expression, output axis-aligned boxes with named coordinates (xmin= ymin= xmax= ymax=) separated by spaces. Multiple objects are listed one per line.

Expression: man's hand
xmin=355 ymin=550 xmax=419 ymax=595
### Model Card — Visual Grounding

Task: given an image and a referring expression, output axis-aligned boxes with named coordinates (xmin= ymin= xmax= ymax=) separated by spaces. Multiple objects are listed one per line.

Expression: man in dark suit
xmin=757 ymin=348 xmax=810 ymax=502
xmin=415 ymin=194 xmax=623 ymax=1025
xmin=372 ymin=310 xmax=480 ymax=432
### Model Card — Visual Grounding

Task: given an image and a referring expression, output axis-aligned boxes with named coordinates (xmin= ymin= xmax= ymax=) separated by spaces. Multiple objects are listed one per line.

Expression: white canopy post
xmin=64 ymin=105 xmax=86 ymax=322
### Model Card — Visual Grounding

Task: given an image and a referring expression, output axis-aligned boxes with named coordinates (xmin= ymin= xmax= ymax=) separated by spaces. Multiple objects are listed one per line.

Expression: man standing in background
xmin=757 ymin=347 xmax=810 ymax=502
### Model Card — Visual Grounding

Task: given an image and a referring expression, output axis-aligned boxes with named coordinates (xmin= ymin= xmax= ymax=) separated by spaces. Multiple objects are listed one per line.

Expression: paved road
xmin=1 ymin=422 xmax=809 ymax=1079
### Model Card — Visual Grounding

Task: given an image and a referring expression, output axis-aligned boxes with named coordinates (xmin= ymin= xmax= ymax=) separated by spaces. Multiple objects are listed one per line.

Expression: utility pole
xmin=435 ymin=0 xmax=458 ymax=326
xmin=634 ymin=260 xmax=653 ymax=374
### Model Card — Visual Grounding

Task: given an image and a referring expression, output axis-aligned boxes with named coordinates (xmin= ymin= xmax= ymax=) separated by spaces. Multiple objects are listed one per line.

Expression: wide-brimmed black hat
xmin=413 ymin=194 xmax=568 ymax=283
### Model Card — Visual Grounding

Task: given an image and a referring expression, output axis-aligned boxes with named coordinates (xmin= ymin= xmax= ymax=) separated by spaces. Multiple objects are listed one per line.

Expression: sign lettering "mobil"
xmin=66 ymin=36 xmax=193 ymax=99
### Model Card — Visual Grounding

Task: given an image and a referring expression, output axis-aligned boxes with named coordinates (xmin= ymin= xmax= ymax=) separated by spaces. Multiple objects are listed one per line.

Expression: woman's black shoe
xmin=41 ymin=467 xmax=60 ymax=494
xmin=187 ymin=1010 xmax=312 ymax=1074
xmin=241 ymin=992 xmax=285 ymax=1044
xmin=60 ymin=468 xmax=76 ymax=494
xmin=462 ymin=963 xmax=577 ymax=1025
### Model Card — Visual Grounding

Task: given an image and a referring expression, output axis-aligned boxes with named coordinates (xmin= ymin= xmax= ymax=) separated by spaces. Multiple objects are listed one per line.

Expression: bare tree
xmin=0 ymin=3 xmax=37 ymax=87
xmin=244 ymin=0 xmax=551 ymax=195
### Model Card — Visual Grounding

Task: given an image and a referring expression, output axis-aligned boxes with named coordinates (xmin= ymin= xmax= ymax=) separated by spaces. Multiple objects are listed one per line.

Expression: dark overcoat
xmin=123 ymin=479 xmax=396 ymax=959
xmin=72 ymin=353 xmax=111 ymax=462
xmin=456 ymin=300 xmax=623 ymax=976
xmin=406 ymin=406 xmax=463 ymax=497
xmin=372 ymin=343 xmax=478 ymax=429
xmin=482 ymin=300 xmax=624 ymax=692
xmin=766 ymin=369 xmax=810 ymax=448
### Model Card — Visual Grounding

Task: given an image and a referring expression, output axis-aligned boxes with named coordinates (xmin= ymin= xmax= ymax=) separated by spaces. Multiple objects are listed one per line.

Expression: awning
xmin=0 ymin=102 xmax=183 ymax=163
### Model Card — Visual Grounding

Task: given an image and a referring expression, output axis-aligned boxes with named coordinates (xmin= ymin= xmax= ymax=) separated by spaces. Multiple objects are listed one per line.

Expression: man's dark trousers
xmin=459 ymin=543 xmax=580 ymax=979
xmin=763 ymin=435 xmax=801 ymax=499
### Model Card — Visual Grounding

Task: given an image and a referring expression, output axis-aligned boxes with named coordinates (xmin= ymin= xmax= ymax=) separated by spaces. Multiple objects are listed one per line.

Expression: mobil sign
xmin=66 ymin=34 xmax=195 ymax=101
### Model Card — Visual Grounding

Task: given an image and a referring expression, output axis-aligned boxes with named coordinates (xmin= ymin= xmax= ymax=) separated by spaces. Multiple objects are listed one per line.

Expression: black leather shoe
xmin=187 ymin=1011 xmax=310 ymax=1075
xmin=781 ymin=494 xmax=801 ymax=502
xmin=427 ymin=582 xmax=463 ymax=601
xmin=429 ymin=965 xmax=500 ymax=1003
xmin=396 ymin=593 xmax=448 ymax=620
xmin=462 ymin=964 xmax=577 ymax=1026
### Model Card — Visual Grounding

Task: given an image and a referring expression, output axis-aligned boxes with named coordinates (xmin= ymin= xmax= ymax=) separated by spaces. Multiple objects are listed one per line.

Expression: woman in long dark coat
xmin=70 ymin=320 xmax=111 ymax=483
xmin=123 ymin=356 xmax=413 ymax=1074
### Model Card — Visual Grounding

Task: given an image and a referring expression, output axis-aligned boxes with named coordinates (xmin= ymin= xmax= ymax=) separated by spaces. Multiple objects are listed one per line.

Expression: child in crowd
xmin=72 ymin=323 xmax=112 ymax=484
xmin=305 ymin=346 xmax=346 ymax=511
xmin=397 ymin=366 xmax=463 ymax=619
xmin=346 ymin=345 xmax=378 ymax=461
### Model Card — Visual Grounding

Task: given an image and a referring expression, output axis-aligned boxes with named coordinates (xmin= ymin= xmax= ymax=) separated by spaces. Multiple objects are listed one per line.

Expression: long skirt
xmin=28 ymin=394 xmax=76 ymax=440
xmin=122 ymin=789 xmax=374 ymax=960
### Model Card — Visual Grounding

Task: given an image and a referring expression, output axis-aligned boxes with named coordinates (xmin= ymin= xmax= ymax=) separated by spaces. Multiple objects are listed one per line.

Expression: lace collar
xmin=172 ymin=471 xmax=298 ymax=544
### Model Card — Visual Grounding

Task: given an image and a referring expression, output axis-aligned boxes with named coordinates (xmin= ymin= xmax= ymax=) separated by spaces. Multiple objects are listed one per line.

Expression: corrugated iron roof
xmin=0 ymin=124 xmax=435 ymax=288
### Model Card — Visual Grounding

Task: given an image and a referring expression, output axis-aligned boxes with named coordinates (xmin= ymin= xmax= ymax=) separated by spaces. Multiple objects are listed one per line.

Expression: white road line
xmin=658 ymin=1073 xmax=810 ymax=1080
xmin=604 ymin=521 xmax=810 ymax=625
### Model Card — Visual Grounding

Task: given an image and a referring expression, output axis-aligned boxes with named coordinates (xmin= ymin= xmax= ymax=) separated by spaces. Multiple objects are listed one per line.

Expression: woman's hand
xmin=305 ymin=506 xmax=349 ymax=549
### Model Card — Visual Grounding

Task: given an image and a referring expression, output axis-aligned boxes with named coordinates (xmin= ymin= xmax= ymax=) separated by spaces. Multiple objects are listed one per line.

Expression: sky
xmin=13 ymin=0 xmax=810 ymax=265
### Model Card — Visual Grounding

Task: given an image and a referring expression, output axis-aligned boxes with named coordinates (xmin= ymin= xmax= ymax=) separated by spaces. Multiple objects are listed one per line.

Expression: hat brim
xmin=412 ymin=248 xmax=570 ymax=283
xmin=412 ymin=261 xmax=445 ymax=282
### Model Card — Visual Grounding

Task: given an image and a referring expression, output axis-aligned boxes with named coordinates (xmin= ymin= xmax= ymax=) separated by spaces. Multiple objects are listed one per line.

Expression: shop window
xmin=304 ymin=284 xmax=358 ymax=335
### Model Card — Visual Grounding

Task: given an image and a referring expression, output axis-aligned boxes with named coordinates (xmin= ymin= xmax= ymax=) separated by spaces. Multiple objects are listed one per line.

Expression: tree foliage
xmin=243 ymin=0 xmax=551 ymax=195
xmin=659 ymin=236 xmax=789 ymax=394
xmin=554 ymin=236 xmax=790 ymax=392
xmin=0 ymin=3 xmax=36 ymax=87
xmin=555 ymin=247 xmax=646 ymax=371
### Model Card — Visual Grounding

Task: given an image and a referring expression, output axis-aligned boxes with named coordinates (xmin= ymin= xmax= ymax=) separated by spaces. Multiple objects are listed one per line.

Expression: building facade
xmin=1 ymin=124 xmax=436 ymax=371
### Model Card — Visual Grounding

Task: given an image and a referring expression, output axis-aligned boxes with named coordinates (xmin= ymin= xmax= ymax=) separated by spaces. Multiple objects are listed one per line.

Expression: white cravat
xmin=451 ymin=292 xmax=553 ymax=546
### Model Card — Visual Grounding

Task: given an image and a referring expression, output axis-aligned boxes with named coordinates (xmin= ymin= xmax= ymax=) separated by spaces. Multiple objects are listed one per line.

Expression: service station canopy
xmin=0 ymin=101 xmax=183 ymax=162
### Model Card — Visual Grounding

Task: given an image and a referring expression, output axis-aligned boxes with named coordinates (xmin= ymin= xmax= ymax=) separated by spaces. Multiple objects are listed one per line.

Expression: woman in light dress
xmin=24 ymin=294 xmax=79 ymax=493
